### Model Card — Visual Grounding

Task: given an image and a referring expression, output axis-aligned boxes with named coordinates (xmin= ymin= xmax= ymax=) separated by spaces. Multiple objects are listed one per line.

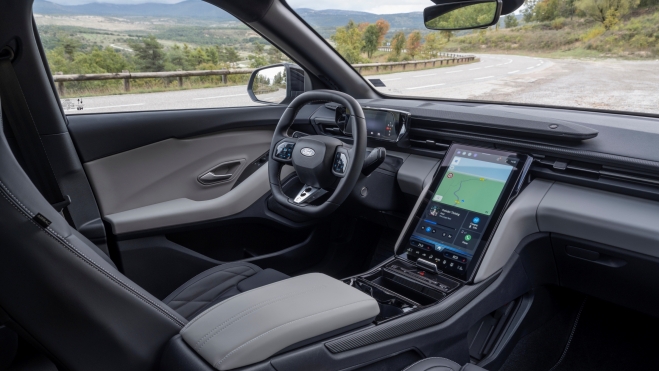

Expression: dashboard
xmin=304 ymin=97 xmax=659 ymax=312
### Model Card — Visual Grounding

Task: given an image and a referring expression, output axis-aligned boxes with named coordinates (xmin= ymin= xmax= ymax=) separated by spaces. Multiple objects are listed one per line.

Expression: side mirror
xmin=424 ymin=0 xmax=502 ymax=31
xmin=247 ymin=63 xmax=306 ymax=105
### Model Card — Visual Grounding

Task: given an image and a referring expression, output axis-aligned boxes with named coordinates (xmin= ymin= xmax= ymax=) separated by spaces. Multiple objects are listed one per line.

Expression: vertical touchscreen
xmin=409 ymin=148 xmax=518 ymax=276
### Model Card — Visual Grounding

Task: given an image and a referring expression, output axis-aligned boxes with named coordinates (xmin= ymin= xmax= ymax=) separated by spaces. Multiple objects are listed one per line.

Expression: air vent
xmin=408 ymin=133 xmax=451 ymax=154
xmin=533 ymin=156 xmax=659 ymax=188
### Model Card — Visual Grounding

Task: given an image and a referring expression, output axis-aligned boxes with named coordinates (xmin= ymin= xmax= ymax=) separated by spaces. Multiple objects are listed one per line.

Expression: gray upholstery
xmin=164 ymin=264 xmax=289 ymax=320
xmin=0 ymin=101 xmax=186 ymax=371
xmin=403 ymin=358 xmax=488 ymax=371
xmin=180 ymin=273 xmax=380 ymax=370
xmin=0 ymin=101 xmax=287 ymax=370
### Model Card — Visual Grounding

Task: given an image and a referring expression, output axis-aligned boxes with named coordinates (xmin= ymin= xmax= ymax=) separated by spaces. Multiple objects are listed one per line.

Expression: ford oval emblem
xmin=300 ymin=148 xmax=315 ymax=157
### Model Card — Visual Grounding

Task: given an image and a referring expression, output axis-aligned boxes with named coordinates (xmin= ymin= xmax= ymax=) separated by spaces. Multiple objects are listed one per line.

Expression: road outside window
xmin=35 ymin=0 xmax=659 ymax=115
xmin=35 ymin=1 xmax=291 ymax=114
xmin=289 ymin=0 xmax=659 ymax=115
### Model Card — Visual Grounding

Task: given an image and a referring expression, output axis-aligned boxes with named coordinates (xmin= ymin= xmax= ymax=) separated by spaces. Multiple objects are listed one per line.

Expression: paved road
xmin=64 ymin=54 xmax=659 ymax=115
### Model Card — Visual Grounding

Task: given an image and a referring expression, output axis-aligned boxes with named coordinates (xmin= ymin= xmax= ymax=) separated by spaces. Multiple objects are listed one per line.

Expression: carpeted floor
xmin=500 ymin=296 xmax=659 ymax=371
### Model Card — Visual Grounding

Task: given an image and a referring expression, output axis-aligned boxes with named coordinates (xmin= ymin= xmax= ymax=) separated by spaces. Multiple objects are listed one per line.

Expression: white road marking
xmin=469 ymin=68 xmax=481 ymax=70
xmin=445 ymin=70 xmax=464 ymax=74
xmin=474 ymin=76 xmax=494 ymax=80
xmin=381 ymin=78 xmax=401 ymax=81
xmin=508 ymin=70 xmax=520 ymax=74
xmin=527 ymin=67 xmax=535 ymax=70
xmin=484 ymin=66 xmax=494 ymax=68
xmin=413 ymin=73 xmax=436 ymax=77
xmin=81 ymin=103 xmax=145 ymax=111
xmin=193 ymin=93 xmax=248 ymax=100
xmin=406 ymin=83 xmax=446 ymax=90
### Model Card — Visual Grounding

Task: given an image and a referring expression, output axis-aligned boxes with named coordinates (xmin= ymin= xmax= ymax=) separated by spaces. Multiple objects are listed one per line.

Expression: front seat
xmin=0 ymin=105 xmax=287 ymax=371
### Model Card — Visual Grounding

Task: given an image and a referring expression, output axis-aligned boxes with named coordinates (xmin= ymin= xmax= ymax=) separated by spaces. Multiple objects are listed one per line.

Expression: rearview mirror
xmin=247 ymin=63 xmax=306 ymax=105
xmin=424 ymin=0 xmax=502 ymax=31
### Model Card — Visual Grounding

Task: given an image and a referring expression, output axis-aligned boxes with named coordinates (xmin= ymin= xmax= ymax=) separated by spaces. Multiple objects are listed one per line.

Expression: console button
xmin=443 ymin=251 xmax=468 ymax=264
xmin=410 ymin=239 xmax=433 ymax=251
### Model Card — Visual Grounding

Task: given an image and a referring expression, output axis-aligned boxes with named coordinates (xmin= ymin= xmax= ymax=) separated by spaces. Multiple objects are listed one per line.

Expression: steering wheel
xmin=268 ymin=90 xmax=367 ymax=218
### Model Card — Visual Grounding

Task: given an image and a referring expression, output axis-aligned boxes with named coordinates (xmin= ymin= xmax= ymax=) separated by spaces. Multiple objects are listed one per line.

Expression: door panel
xmin=86 ymin=128 xmax=273 ymax=215
xmin=84 ymin=128 xmax=294 ymax=234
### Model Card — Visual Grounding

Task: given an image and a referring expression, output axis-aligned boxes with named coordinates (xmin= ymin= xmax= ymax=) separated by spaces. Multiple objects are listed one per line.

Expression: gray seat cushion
xmin=403 ymin=358 xmax=487 ymax=371
xmin=163 ymin=262 xmax=288 ymax=320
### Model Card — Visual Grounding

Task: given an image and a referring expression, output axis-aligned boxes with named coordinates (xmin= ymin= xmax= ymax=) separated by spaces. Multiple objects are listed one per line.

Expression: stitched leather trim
xmin=0 ymin=181 xmax=186 ymax=328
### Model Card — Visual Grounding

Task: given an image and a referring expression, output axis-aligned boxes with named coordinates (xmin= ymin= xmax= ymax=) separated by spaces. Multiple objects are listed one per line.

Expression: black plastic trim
xmin=324 ymin=270 xmax=500 ymax=353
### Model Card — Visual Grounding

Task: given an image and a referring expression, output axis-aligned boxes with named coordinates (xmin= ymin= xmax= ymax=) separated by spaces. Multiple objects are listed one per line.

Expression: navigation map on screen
xmin=432 ymin=156 xmax=512 ymax=215
xmin=407 ymin=147 xmax=518 ymax=277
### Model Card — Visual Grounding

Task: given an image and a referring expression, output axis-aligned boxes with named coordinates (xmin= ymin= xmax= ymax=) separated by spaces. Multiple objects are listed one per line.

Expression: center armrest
xmin=180 ymin=273 xmax=380 ymax=370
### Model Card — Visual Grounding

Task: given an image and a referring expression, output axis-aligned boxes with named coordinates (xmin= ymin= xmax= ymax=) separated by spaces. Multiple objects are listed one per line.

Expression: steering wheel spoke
xmin=272 ymin=138 xmax=298 ymax=164
xmin=292 ymin=185 xmax=328 ymax=205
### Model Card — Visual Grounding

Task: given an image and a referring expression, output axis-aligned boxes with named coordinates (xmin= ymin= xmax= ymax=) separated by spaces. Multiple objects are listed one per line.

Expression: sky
xmin=47 ymin=0 xmax=433 ymax=14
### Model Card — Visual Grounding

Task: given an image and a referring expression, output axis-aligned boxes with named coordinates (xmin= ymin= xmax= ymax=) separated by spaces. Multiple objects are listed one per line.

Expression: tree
xmin=391 ymin=31 xmax=406 ymax=57
xmin=422 ymin=32 xmax=446 ymax=58
xmin=58 ymin=37 xmax=81 ymax=61
xmin=224 ymin=47 xmax=240 ymax=66
xmin=440 ymin=30 xmax=454 ymax=42
xmin=362 ymin=24 xmax=380 ymax=58
xmin=267 ymin=47 xmax=284 ymax=64
xmin=504 ymin=14 xmax=520 ymax=28
xmin=248 ymin=54 xmax=268 ymax=68
xmin=406 ymin=31 xmax=422 ymax=59
xmin=128 ymin=35 xmax=165 ymax=72
xmin=375 ymin=19 xmax=390 ymax=45
xmin=253 ymin=42 xmax=265 ymax=54
xmin=523 ymin=0 xmax=539 ymax=22
xmin=576 ymin=0 xmax=639 ymax=29
xmin=330 ymin=20 xmax=364 ymax=64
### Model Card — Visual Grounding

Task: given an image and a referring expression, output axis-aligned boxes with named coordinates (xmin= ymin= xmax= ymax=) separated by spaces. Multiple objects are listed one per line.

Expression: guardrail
xmin=52 ymin=55 xmax=476 ymax=95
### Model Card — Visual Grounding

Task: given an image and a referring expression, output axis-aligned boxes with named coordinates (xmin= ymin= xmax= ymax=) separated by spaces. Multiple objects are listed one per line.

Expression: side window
xmin=34 ymin=1 xmax=290 ymax=114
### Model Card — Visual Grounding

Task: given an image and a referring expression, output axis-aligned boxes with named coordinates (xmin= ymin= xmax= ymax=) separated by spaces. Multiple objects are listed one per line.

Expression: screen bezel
xmin=397 ymin=143 xmax=529 ymax=282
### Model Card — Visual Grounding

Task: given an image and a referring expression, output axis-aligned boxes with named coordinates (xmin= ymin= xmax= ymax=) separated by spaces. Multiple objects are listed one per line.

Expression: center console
xmin=345 ymin=144 xmax=531 ymax=322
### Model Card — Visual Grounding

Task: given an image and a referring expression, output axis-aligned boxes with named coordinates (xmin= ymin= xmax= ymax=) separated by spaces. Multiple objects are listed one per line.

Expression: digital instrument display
xmin=365 ymin=110 xmax=398 ymax=140
xmin=404 ymin=145 xmax=526 ymax=280
xmin=336 ymin=107 xmax=408 ymax=142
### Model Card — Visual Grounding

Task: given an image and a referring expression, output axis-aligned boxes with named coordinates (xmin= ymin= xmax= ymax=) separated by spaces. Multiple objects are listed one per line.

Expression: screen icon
xmin=472 ymin=217 xmax=480 ymax=224
xmin=433 ymin=195 xmax=443 ymax=202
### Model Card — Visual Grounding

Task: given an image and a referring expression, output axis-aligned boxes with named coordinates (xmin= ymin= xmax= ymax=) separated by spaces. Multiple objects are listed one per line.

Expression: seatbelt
xmin=0 ymin=46 xmax=72 ymax=218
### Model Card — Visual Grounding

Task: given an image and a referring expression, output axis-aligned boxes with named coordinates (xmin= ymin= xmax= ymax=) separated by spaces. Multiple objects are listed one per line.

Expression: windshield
xmin=288 ymin=0 xmax=659 ymax=115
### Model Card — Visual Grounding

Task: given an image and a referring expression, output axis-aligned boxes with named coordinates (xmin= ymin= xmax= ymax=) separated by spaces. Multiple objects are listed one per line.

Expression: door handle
xmin=199 ymin=172 xmax=232 ymax=184
xmin=197 ymin=159 xmax=244 ymax=185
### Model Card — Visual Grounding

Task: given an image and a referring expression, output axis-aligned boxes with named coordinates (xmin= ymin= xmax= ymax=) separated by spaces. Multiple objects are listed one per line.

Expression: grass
xmin=58 ymin=76 xmax=249 ymax=98
xmin=445 ymin=6 xmax=659 ymax=60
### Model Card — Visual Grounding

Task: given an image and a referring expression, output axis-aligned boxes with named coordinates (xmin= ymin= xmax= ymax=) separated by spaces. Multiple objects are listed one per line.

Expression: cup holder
xmin=346 ymin=278 xmax=417 ymax=323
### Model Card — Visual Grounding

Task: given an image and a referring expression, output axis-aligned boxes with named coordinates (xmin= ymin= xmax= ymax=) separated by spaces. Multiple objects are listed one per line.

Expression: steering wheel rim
xmin=268 ymin=90 xmax=367 ymax=218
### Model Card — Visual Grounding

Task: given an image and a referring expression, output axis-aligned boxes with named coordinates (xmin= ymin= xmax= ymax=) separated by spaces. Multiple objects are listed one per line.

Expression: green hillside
xmin=447 ymin=5 xmax=659 ymax=59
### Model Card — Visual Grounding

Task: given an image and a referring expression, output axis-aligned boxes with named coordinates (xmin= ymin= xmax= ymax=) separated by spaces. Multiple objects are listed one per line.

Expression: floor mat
xmin=549 ymin=298 xmax=659 ymax=371
xmin=500 ymin=296 xmax=659 ymax=371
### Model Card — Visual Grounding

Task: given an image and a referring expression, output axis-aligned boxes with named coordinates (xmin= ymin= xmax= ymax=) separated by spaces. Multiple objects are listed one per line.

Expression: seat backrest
xmin=0 ymin=104 xmax=186 ymax=371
